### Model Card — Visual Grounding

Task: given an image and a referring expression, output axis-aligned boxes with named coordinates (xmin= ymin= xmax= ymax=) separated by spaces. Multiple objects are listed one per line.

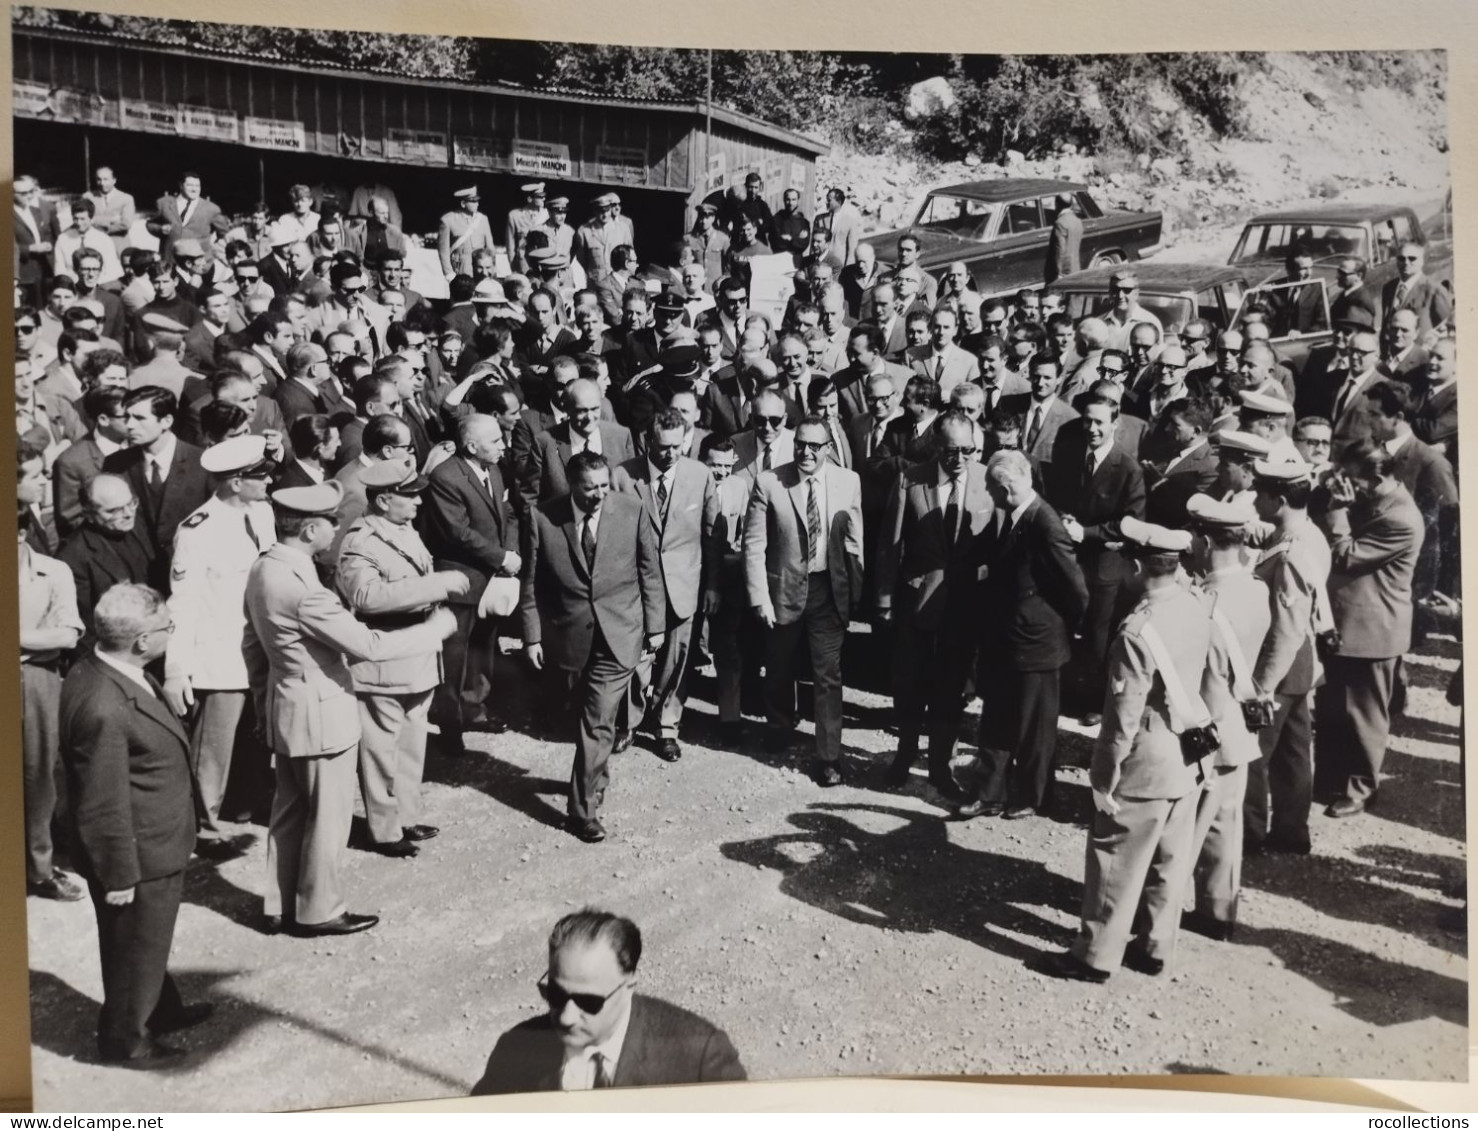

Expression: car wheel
xmin=1089 ymin=251 xmax=1125 ymax=268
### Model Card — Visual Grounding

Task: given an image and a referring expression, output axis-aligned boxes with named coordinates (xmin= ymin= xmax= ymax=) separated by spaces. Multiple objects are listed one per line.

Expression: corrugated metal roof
xmin=12 ymin=23 xmax=830 ymax=155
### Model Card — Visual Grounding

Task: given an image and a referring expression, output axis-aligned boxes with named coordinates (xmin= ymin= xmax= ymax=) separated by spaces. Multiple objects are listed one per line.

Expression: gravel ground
xmin=27 ymin=626 xmax=1467 ymax=1111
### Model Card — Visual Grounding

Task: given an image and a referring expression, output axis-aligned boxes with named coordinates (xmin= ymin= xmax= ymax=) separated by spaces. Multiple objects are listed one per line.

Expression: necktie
xmin=1026 ymin=408 xmax=1042 ymax=453
xmin=1336 ymin=377 xmax=1358 ymax=419
xmin=581 ymin=514 xmax=596 ymax=568
xmin=934 ymin=354 xmax=944 ymax=380
xmin=244 ymin=514 xmax=260 ymax=551
xmin=591 ymin=1052 xmax=614 ymax=1089
xmin=149 ymin=459 xmax=164 ymax=493
xmin=807 ymin=477 xmax=822 ymax=568
xmin=656 ymin=474 xmax=669 ymax=520
xmin=870 ymin=424 xmax=885 ymax=457
xmin=762 ymin=442 xmax=773 ymax=472
xmin=944 ymin=479 xmax=962 ymax=545
xmin=984 ymin=387 xmax=998 ymax=416
xmin=1083 ymin=449 xmax=1097 ymax=492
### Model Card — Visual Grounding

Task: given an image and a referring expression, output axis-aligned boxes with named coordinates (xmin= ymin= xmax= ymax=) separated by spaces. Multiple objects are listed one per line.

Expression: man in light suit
xmin=420 ymin=415 xmax=523 ymax=748
xmin=1379 ymin=243 xmax=1452 ymax=340
xmin=244 ymin=481 xmax=455 ymax=936
xmin=1006 ymin=355 xmax=1079 ymax=478
xmin=744 ymin=417 xmax=865 ymax=785
xmin=819 ymin=188 xmax=863 ymax=271
xmin=154 ymin=172 xmax=229 ymax=258
xmin=305 ymin=263 xmax=391 ymax=361
xmin=471 ymin=909 xmax=745 ymax=1094
xmin=908 ymin=307 xmax=979 ymax=400
xmin=729 ymin=390 xmax=796 ymax=485
xmin=523 ymin=379 xmax=636 ymax=512
xmin=59 ymin=583 xmax=212 ymax=1064
xmin=337 ymin=460 xmax=469 ymax=856
xmin=875 ymin=413 xmax=994 ymax=802
xmin=613 ymin=410 xmax=718 ymax=760
xmin=521 ymin=451 xmax=666 ymax=842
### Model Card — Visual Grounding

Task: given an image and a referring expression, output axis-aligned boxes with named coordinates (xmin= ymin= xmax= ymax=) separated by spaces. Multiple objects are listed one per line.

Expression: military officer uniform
xmin=505 ymin=182 xmax=549 ymax=275
xmin=1064 ymin=518 xmax=1222 ymax=979
xmin=336 ymin=461 xmax=463 ymax=852
xmin=1184 ymin=495 xmax=1272 ymax=933
xmin=243 ymin=481 xmax=451 ymax=933
xmin=574 ymin=193 xmax=624 ymax=281
xmin=1246 ymin=460 xmax=1332 ymax=853
xmin=165 ymin=437 xmax=278 ymax=846
xmin=685 ymin=205 xmax=732 ymax=284
xmin=437 ymin=188 xmax=496 ymax=281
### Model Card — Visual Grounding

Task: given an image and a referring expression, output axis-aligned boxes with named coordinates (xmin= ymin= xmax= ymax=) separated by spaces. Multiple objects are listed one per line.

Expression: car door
xmin=972 ymin=197 xmax=1048 ymax=296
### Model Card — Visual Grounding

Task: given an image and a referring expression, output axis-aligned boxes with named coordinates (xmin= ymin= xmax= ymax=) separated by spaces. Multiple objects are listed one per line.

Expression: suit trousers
xmin=1075 ymin=554 xmax=1130 ymax=710
xmin=1317 ymin=655 xmax=1399 ymax=804
xmin=893 ymin=614 xmax=974 ymax=784
xmin=436 ymin=604 xmax=498 ymax=730
xmin=1190 ymin=764 xmax=1247 ymax=923
xmin=22 ymin=664 xmax=61 ymax=884
xmin=763 ymin=572 xmax=847 ymax=762
xmin=356 ymin=690 xmax=432 ymax=844
xmin=1073 ymin=791 xmax=1197 ymax=972
xmin=708 ymin=595 xmax=745 ymax=723
xmin=189 ymin=689 xmax=246 ymax=841
xmin=568 ymin=628 xmax=637 ymax=824
xmin=1244 ymin=692 xmax=1313 ymax=848
xmin=87 ymin=871 xmax=186 ymax=1060
xmin=627 ymin=609 xmax=695 ymax=738
xmin=264 ymin=747 xmax=356 ymax=926
xmin=976 ymin=664 xmax=1062 ymax=810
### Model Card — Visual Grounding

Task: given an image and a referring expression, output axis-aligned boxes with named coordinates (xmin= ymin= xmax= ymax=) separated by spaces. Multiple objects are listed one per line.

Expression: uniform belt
xmin=360 ymin=610 xmax=431 ymax=630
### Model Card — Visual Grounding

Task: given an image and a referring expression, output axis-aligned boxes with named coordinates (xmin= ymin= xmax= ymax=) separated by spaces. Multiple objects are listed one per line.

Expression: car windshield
xmin=1231 ymin=279 xmax=1331 ymax=340
xmin=1063 ymin=290 xmax=1193 ymax=331
xmin=913 ymin=195 xmax=997 ymax=240
xmin=1230 ymin=222 xmax=1369 ymax=264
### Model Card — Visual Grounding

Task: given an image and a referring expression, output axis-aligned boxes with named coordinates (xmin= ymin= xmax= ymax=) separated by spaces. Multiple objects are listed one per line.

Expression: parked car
xmin=1048 ymin=262 xmax=1250 ymax=334
xmin=872 ymin=179 xmax=1163 ymax=298
xmin=1230 ymin=277 xmax=1334 ymax=374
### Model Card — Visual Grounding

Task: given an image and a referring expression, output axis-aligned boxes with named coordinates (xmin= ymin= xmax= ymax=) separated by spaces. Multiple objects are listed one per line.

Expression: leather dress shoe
xmin=467 ymin=714 xmax=509 ymax=734
xmin=1265 ymin=831 xmax=1312 ymax=855
xmin=1079 ymin=712 xmax=1103 ymax=728
xmin=28 ymin=871 xmax=84 ymax=902
xmin=102 ymin=1040 xmax=188 ymax=1069
xmin=371 ymin=837 xmax=419 ymax=858
xmin=292 ymin=912 xmax=380 ymax=937
xmin=403 ymin=824 xmax=440 ymax=842
xmin=656 ymin=738 xmax=683 ymax=762
xmin=150 ymin=1002 xmax=214 ymax=1035
xmin=1036 ymin=951 xmax=1111 ymax=984
xmin=568 ymin=817 xmax=607 ymax=843
xmin=884 ymin=754 xmax=915 ymax=788
xmin=1181 ymin=910 xmax=1236 ymax=942
xmin=262 ymin=914 xmax=291 ymax=936
xmin=1122 ymin=948 xmax=1166 ymax=976
xmin=613 ymin=730 xmax=635 ymax=754
xmin=952 ymin=798 xmax=1004 ymax=820
xmin=1325 ymin=797 xmax=1368 ymax=818
xmin=815 ymin=761 xmax=844 ymax=788
xmin=194 ymin=837 xmax=249 ymax=862
xmin=1003 ymin=804 xmax=1036 ymax=820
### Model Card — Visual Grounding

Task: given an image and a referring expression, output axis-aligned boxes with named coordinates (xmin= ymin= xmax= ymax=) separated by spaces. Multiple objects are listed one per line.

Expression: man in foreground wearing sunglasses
xmin=472 ymin=908 xmax=745 ymax=1094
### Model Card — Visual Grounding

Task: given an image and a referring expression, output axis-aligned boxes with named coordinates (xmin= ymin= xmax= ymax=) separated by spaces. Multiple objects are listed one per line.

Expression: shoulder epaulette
xmin=180 ymin=511 xmax=209 ymax=530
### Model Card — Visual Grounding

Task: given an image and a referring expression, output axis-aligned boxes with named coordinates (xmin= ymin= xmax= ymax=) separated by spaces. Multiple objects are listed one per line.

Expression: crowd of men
xmin=14 ymin=161 xmax=1462 ymax=1070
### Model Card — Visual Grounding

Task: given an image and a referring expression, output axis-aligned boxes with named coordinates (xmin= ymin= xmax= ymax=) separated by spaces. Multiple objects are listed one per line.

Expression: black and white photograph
xmin=9 ymin=3 xmax=1466 ymax=1111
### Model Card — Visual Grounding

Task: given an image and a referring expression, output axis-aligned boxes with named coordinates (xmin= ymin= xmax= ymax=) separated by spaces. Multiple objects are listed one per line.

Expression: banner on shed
xmin=243 ymin=116 xmax=307 ymax=152
xmin=512 ymin=139 xmax=573 ymax=177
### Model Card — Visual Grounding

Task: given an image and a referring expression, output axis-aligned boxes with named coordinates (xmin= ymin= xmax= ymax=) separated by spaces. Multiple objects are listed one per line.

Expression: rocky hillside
xmin=820 ymin=51 xmax=1449 ymax=263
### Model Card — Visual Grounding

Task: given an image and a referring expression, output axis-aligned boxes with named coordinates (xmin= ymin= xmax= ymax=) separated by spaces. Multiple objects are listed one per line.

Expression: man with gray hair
xmin=60 ymin=582 xmax=212 ymax=1063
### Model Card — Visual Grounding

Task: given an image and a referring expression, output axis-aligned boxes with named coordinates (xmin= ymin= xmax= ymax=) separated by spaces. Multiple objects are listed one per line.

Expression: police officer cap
xmin=1185 ymin=492 xmax=1257 ymax=528
xmin=271 ymin=480 xmax=344 ymax=515
xmin=547 ymin=195 xmax=570 ymax=209
xmin=1334 ymin=306 xmax=1376 ymax=332
xmin=653 ymin=286 xmax=687 ymax=312
xmin=1215 ymin=430 xmax=1273 ymax=458
xmin=141 ymin=312 xmax=190 ymax=334
xmin=660 ymin=343 xmax=702 ymax=380
xmin=171 ymin=237 xmax=205 ymax=259
xmin=1238 ymin=388 xmax=1293 ymax=417
xmin=527 ymin=245 xmax=567 ymax=269
xmin=1253 ymin=456 xmax=1315 ymax=482
xmin=521 ymin=182 xmax=546 ymax=195
xmin=200 ymin=434 xmax=271 ymax=477
xmin=454 ymin=186 xmax=481 ymax=201
xmin=361 ymin=456 xmax=427 ymax=495
xmin=698 ymin=202 xmax=719 ymax=216
xmin=594 ymin=192 xmax=620 ymax=207
xmin=1119 ymin=516 xmax=1193 ymax=554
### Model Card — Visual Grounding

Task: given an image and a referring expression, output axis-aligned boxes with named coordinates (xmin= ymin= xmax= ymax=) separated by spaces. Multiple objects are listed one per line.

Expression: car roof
xmin=1050 ymin=262 xmax=1249 ymax=291
xmin=1241 ymin=203 xmax=1408 ymax=225
xmin=930 ymin=179 xmax=1088 ymax=203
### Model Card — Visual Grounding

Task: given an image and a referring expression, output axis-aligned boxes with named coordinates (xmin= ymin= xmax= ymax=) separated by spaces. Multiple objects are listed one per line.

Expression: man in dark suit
xmin=1045 ymin=391 xmax=1147 ymax=724
xmin=516 ymin=287 xmax=580 ymax=384
xmin=15 ymin=175 xmax=60 ymax=305
xmin=471 ymin=908 xmax=745 ymax=1094
xmin=522 ymin=452 xmax=665 ymax=842
xmin=1379 ymin=243 xmax=1452 ymax=339
xmin=53 ymin=385 xmax=130 ymax=538
xmin=419 ymin=415 xmax=522 ymax=747
xmin=1007 ymin=355 xmax=1079 ymax=478
xmin=57 ymin=475 xmax=156 ymax=640
xmin=1412 ymin=339 xmax=1458 ymax=473
xmin=155 ymin=173 xmax=230 ymax=257
xmin=103 ymin=387 xmax=212 ymax=593
xmin=523 ymin=379 xmax=635 ymax=513
xmin=1316 ymin=440 xmax=1423 ymax=817
xmin=868 ymin=375 xmax=942 ymax=482
xmin=60 ymin=583 xmax=213 ymax=1065
xmin=1379 ymin=308 xmax=1430 ymax=382
xmin=958 ymin=448 xmax=1089 ymax=819
xmin=1043 ymin=193 xmax=1083 ymax=285
xmin=1143 ymin=400 xmax=1219 ymax=527
xmin=875 ymin=413 xmax=993 ymax=802
xmin=1329 ymin=330 xmax=1385 ymax=458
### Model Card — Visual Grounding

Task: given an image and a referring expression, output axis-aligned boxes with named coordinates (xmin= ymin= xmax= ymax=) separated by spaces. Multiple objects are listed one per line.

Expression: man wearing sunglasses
xmin=729 ymin=387 xmax=795 ymax=485
xmin=1379 ymin=242 xmax=1451 ymax=342
xmin=472 ymin=909 xmax=744 ymax=1094
xmin=1102 ymin=269 xmax=1163 ymax=353
xmin=306 ymin=264 xmax=389 ymax=360
xmin=1330 ymin=329 xmax=1384 ymax=459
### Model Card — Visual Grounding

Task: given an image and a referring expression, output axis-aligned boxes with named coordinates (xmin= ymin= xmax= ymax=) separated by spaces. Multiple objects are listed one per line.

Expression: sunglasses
xmin=342 ymin=286 xmax=368 ymax=296
xmin=757 ymin=415 xmax=786 ymax=427
xmin=538 ymin=976 xmax=624 ymax=1016
xmin=794 ymin=439 xmax=828 ymax=452
xmin=940 ymin=446 xmax=978 ymax=458
xmin=15 ymin=323 xmax=37 ymax=333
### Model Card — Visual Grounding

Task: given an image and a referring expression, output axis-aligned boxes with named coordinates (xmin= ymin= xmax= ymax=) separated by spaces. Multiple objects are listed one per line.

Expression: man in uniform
xmin=575 ymin=194 xmax=625 ymax=283
xmin=162 ymin=435 xmax=278 ymax=858
xmin=685 ymin=203 xmax=731 ymax=285
xmin=1040 ymin=517 xmax=1221 ymax=982
xmin=438 ymin=188 xmax=496 ymax=283
xmin=506 ymin=182 xmax=549 ymax=275
xmin=1238 ymin=387 xmax=1301 ymax=462
xmin=244 ymin=481 xmax=455 ymax=935
xmin=337 ymin=459 xmax=469 ymax=856
xmin=1181 ymin=494 xmax=1271 ymax=942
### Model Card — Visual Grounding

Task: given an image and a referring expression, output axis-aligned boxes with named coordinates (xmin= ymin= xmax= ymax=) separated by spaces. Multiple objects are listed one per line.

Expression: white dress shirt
xmin=569 ymin=428 xmax=603 ymax=456
xmin=145 ymin=432 xmax=179 ymax=483
xmin=95 ymin=647 xmax=156 ymax=697
xmin=558 ymin=999 xmax=633 ymax=1091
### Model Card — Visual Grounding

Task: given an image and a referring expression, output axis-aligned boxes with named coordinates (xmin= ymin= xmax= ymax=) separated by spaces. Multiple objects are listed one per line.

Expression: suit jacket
xmin=58 ymin=653 xmax=194 ymax=891
xmin=519 ymin=492 xmax=666 ymax=672
xmin=181 ymin=320 xmax=229 ymax=375
xmin=243 ymin=543 xmax=449 ymax=757
xmin=102 ymin=442 xmax=213 ymax=585
xmin=273 ymin=459 xmax=324 ymax=490
xmin=1054 ymin=413 xmax=1146 ymax=470
xmin=275 ymin=377 xmax=332 ymax=429
xmin=613 ymin=456 xmax=718 ymax=621
xmin=875 ymin=459 xmax=994 ymax=630
xmin=907 ymin=344 xmax=980 ymax=397
xmin=743 ymin=461 xmax=864 ymax=624
xmin=731 ymin=428 xmax=796 ymax=486
xmin=15 ymin=200 xmax=61 ymax=285
xmin=57 ymin=523 xmax=156 ymax=636
xmin=1389 ymin=434 xmax=1458 ymax=515
xmin=471 ymin=994 xmax=745 ymax=1096
xmin=52 ymin=435 xmax=110 ymax=537
xmin=1008 ymin=395 xmax=1078 ymax=472
xmin=1330 ymin=369 xmax=1382 ymax=457
xmin=1412 ymin=381 xmax=1458 ymax=458
xmin=703 ymin=371 xmax=801 ymax=438
xmin=976 ymin=495 xmax=1089 ymax=671
xmin=869 ymin=415 xmax=937 ymax=481
xmin=1297 ymin=343 xmax=1347 ymax=420
xmin=523 ymin=422 xmax=636 ymax=513
xmin=155 ymin=193 xmax=228 ymax=248
xmin=177 ymin=392 xmax=286 ymax=448
xmin=420 ymin=456 xmax=520 ymax=604
xmin=516 ymin=325 xmax=580 ymax=380
xmin=1144 ymin=437 xmax=1219 ymax=527
xmin=1321 ymin=484 xmax=1423 ymax=659
xmin=1380 ymin=274 xmax=1453 ymax=337
xmin=1044 ymin=437 xmax=1147 ymax=581
xmin=1380 ymin=345 xmax=1430 ymax=383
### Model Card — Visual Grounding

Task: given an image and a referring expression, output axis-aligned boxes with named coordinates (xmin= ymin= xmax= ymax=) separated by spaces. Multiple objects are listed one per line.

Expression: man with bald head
xmin=58 ymin=475 xmax=156 ymax=640
xmin=1238 ymin=341 xmax=1296 ymax=403
xmin=840 ymin=243 xmax=880 ymax=321
xmin=704 ymin=331 xmax=794 ymax=438
xmin=730 ymin=388 xmax=796 ymax=484
xmin=1331 ymin=330 xmax=1384 ymax=457
xmin=524 ymin=378 xmax=636 ymax=511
